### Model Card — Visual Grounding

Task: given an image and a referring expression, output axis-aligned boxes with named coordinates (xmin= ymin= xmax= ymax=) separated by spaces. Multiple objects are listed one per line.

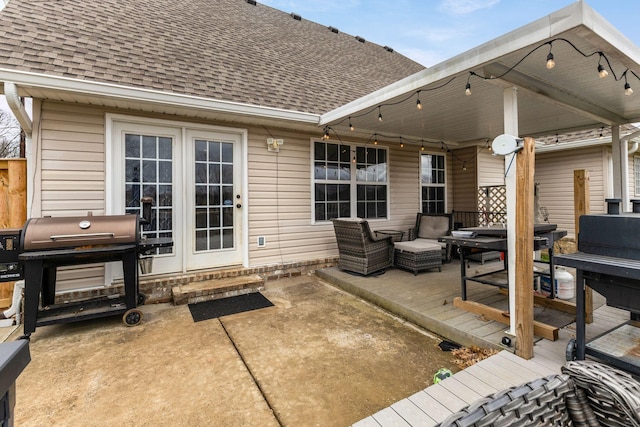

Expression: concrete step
xmin=171 ymin=274 xmax=265 ymax=305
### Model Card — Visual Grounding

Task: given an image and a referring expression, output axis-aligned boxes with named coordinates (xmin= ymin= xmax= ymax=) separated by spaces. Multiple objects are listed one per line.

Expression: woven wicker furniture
xmin=393 ymin=240 xmax=442 ymax=274
xmin=562 ymin=360 xmax=640 ymax=427
xmin=408 ymin=213 xmax=454 ymax=262
xmin=435 ymin=374 xmax=576 ymax=427
xmin=435 ymin=360 xmax=640 ymax=427
xmin=331 ymin=218 xmax=394 ymax=276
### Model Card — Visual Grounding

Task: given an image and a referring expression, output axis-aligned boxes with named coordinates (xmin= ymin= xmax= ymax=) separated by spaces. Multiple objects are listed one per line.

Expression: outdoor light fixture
xmin=546 ymin=51 xmax=555 ymax=69
xmin=465 ymin=82 xmax=472 ymax=96
xmin=349 ymin=117 xmax=354 ymax=131
xmin=378 ymin=106 xmax=383 ymax=122
xmin=598 ymin=63 xmax=609 ymax=78
xmin=322 ymin=128 xmax=330 ymax=140
xmin=421 ymin=143 xmax=425 ymax=151
xmin=400 ymin=141 xmax=404 ymax=148
xmin=267 ymin=138 xmax=283 ymax=152
xmin=625 ymin=82 xmax=634 ymax=96
xmin=416 ymin=91 xmax=422 ymax=110
xmin=373 ymin=133 xmax=378 ymax=145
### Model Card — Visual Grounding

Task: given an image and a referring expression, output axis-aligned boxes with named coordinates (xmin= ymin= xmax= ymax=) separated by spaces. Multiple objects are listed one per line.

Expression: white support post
xmin=611 ymin=125 xmax=622 ymax=201
xmin=504 ymin=86 xmax=518 ymax=336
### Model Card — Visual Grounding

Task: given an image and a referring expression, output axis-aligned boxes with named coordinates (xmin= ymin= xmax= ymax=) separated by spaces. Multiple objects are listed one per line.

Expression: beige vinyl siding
xmin=40 ymin=102 xmax=106 ymax=217
xmin=246 ymin=130 xmax=429 ymax=266
xmin=535 ymin=146 xmax=607 ymax=238
xmin=38 ymin=101 xmax=107 ymax=290
xmin=451 ymin=146 xmax=478 ymax=212
xmin=34 ymin=101 xmax=447 ymax=279
xmin=478 ymin=149 xmax=505 ymax=187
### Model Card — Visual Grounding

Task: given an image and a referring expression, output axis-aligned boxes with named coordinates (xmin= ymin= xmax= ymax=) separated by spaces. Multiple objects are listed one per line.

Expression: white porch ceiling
xmin=319 ymin=1 xmax=640 ymax=148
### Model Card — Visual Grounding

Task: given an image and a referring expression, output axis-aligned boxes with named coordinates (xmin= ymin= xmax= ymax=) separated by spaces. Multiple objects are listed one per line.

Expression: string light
xmin=420 ymin=141 xmax=425 ymax=151
xmin=599 ymin=127 xmax=604 ymax=138
xmin=546 ymin=51 xmax=556 ymax=69
xmin=462 ymin=162 xmax=467 ymax=171
xmin=465 ymin=73 xmax=472 ymax=96
xmin=374 ymin=133 xmax=378 ymax=145
xmin=321 ymin=38 xmax=640 ymax=144
xmin=624 ymin=72 xmax=634 ymax=95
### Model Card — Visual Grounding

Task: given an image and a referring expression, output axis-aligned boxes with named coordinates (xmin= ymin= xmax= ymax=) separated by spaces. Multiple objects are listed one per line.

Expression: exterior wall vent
xmin=384 ymin=46 xmax=394 ymax=52
xmin=328 ymin=26 xmax=339 ymax=34
xmin=246 ymin=0 xmax=257 ymax=5
xmin=290 ymin=12 xmax=302 ymax=21
xmin=355 ymin=36 xmax=365 ymax=43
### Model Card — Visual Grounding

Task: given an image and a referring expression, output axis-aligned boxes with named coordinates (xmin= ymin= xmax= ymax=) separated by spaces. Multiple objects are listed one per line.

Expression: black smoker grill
xmin=555 ymin=200 xmax=640 ymax=375
xmin=19 ymin=212 xmax=172 ymax=337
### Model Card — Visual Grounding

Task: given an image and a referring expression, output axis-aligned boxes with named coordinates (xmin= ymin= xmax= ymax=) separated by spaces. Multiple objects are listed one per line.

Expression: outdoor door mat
xmin=188 ymin=292 xmax=274 ymax=322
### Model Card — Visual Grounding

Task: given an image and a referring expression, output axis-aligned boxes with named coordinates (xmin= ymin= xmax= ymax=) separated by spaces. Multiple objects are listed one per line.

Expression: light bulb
xmin=400 ymin=142 xmax=404 ymax=148
xmin=378 ymin=113 xmax=383 ymax=122
xmin=546 ymin=52 xmax=555 ymax=69
xmin=416 ymin=99 xmax=422 ymax=110
xmin=420 ymin=144 xmax=425 ymax=151
xmin=625 ymin=82 xmax=634 ymax=96
xmin=465 ymin=83 xmax=472 ymax=96
xmin=597 ymin=64 xmax=608 ymax=78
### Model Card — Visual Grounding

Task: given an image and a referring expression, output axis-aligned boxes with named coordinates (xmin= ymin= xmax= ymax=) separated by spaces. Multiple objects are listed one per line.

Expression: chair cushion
xmin=418 ymin=215 xmax=450 ymax=239
xmin=394 ymin=240 xmax=442 ymax=253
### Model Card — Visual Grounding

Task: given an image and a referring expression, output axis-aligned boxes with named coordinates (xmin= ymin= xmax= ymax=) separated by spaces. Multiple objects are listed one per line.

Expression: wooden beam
xmin=573 ymin=169 xmax=593 ymax=324
xmin=483 ymin=63 xmax=626 ymax=125
xmin=453 ymin=297 xmax=558 ymax=341
xmin=499 ymin=288 xmax=576 ymax=314
xmin=515 ymin=137 xmax=535 ymax=359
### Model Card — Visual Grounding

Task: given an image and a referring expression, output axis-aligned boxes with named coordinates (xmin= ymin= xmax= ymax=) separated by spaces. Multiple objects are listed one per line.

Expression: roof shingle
xmin=0 ymin=0 xmax=425 ymax=114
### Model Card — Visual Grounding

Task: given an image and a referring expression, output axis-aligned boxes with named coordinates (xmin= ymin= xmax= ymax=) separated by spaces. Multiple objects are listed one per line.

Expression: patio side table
xmin=374 ymin=229 xmax=405 ymax=242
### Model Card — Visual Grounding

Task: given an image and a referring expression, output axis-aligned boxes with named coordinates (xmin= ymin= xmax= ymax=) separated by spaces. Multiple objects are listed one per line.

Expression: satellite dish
xmin=492 ymin=134 xmax=523 ymax=155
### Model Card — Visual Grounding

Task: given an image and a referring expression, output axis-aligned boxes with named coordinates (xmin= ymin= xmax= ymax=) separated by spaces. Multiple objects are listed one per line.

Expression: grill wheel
xmin=123 ymin=309 xmax=143 ymax=327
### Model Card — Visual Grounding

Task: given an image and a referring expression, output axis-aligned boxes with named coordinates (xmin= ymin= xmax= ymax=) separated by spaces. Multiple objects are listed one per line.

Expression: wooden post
xmin=515 ymin=137 xmax=535 ymax=359
xmin=573 ymin=169 xmax=593 ymax=323
xmin=0 ymin=159 xmax=27 ymax=229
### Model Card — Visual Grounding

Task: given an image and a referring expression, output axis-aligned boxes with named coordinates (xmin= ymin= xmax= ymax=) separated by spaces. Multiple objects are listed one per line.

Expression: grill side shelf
xmin=554 ymin=252 xmax=640 ymax=281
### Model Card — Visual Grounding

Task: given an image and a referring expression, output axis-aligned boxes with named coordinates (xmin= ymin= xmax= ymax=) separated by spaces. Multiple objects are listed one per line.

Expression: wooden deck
xmin=315 ymin=261 xmax=629 ymax=426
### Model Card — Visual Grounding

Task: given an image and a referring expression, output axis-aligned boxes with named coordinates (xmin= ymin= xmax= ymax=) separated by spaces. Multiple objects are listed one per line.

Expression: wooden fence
xmin=0 ymin=158 xmax=26 ymax=308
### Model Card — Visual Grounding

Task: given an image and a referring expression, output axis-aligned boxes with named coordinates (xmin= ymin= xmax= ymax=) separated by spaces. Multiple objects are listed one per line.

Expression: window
xmin=420 ymin=153 xmax=446 ymax=213
xmin=313 ymin=141 xmax=388 ymax=221
xmin=125 ymin=133 xmax=173 ymax=254
xmin=635 ymin=156 xmax=640 ymax=196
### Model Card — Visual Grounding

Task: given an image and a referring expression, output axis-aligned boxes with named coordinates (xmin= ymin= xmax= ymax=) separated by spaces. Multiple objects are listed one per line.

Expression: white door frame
xmin=105 ymin=114 xmax=249 ymax=283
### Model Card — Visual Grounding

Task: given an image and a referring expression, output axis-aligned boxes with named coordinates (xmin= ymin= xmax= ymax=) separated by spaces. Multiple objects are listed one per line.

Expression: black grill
xmin=18 ymin=213 xmax=172 ymax=337
xmin=555 ymin=206 xmax=640 ymax=375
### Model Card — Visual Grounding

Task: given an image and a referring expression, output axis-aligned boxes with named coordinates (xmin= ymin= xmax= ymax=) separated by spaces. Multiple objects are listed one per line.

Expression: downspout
xmin=621 ymin=129 xmax=640 ymax=210
xmin=4 ymin=82 xmax=32 ymax=138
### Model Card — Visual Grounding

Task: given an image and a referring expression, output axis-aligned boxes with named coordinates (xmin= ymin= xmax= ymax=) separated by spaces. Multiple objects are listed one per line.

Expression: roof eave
xmin=0 ymin=69 xmax=321 ymax=125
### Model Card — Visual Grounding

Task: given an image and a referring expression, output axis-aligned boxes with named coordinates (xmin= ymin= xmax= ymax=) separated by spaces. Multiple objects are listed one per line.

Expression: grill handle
xmin=49 ymin=232 xmax=116 ymax=241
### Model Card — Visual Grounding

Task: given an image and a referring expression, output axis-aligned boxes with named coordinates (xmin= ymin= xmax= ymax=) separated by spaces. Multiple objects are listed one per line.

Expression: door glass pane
xmin=194 ymin=139 xmax=235 ymax=251
xmin=125 ymin=133 xmax=174 ymax=255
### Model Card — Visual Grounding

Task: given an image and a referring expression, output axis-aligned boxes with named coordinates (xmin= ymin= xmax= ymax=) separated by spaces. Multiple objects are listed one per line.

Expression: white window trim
xmin=634 ymin=156 xmax=640 ymax=197
xmin=419 ymin=151 xmax=448 ymax=213
xmin=310 ymin=139 xmax=390 ymax=224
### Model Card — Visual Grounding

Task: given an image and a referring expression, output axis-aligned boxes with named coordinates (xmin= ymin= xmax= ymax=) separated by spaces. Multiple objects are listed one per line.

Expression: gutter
xmin=4 ymin=82 xmax=32 ymax=138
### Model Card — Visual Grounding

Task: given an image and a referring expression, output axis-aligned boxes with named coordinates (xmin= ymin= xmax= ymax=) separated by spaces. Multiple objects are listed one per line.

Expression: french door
xmin=110 ymin=119 xmax=244 ymax=276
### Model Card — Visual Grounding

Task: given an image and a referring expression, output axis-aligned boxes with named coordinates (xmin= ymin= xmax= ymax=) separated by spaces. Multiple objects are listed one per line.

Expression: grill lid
xmin=21 ymin=214 xmax=139 ymax=252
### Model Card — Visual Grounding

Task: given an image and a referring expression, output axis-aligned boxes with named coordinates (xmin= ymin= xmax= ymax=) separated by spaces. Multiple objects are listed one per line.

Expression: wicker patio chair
xmin=562 ymin=360 xmax=640 ymax=427
xmin=435 ymin=374 xmax=576 ymax=427
xmin=331 ymin=218 xmax=394 ymax=276
xmin=408 ymin=212 xmax=454 ymax=262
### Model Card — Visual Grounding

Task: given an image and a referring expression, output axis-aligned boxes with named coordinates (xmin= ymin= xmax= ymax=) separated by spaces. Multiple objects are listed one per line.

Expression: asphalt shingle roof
xmin=0 ymin=0 xmax=425 ymax=114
